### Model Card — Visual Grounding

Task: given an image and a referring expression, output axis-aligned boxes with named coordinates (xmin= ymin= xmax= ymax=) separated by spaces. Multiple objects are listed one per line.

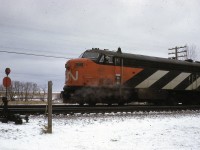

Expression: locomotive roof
xmin=86 ymin=48 xmax=200 ymax=72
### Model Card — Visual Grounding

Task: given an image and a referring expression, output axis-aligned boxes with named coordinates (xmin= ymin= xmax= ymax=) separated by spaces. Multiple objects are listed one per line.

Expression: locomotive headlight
xmin=75 ymin=62 xmax=83 ymax=67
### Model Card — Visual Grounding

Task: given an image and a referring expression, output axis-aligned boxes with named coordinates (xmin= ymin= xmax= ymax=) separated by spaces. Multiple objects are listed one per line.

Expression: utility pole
xmin=168 ymin=45 xmax=187 ymax=60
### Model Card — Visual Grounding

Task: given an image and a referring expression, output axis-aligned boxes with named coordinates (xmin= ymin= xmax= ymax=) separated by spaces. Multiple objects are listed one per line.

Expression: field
xmin=0 ymin=110 xmax=200 ymax=150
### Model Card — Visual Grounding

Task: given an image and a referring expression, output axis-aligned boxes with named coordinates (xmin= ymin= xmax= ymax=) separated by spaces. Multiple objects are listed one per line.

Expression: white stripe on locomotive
xmin=136 ymin=70 xmax=169 ymax=88
xmin=186 ymin=77 xmax=200 ymax=90
xmin=162 ymin=72 xmax=191 ymax=89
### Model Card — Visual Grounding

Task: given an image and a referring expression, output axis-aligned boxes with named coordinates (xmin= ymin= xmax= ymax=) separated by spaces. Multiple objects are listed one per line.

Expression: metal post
xmin=6 ymin=87 xmax=7 ymax=99
xmin=120 ymin=58 xmax=123 ymax=98
xmin=6 ymin=75 xmax=8 ymax=99
xmin=47 ymin=81 xmax=52 ymax=133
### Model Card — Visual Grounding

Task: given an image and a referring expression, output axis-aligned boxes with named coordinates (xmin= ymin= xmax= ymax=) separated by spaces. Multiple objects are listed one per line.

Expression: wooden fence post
xmin=47 ymin=81 xmax=52 ymax=133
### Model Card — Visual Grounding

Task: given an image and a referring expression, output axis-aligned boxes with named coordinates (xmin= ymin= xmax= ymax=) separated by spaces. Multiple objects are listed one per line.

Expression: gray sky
xmin=0 ymin=0 xmax=200 ymax=92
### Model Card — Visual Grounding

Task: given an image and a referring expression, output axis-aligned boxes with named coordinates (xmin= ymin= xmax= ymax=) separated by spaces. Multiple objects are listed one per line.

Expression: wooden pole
xmin=47 ymin=81 xmax=52 ymax=133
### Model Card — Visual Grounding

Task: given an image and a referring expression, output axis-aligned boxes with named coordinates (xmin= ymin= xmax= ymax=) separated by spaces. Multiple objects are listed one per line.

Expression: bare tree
xmin=23 ymin=82 xmax=40 ymax=101
xmin=31 ymin=83 xmax=40 ymax=100
xmin=8 ymin=81 xmax=23 ymax=101
xmin=2 ymin=81 xmax=45 ymax=101
xmin=0 ymin=85 xmax=4 ymax=99
xmin=40 ymin=85 xmax=47 ymax=101
xmin=14 ymin=81 xmax=21 ymax=100
xmin=8 ymin=82 xmax=16 ymax=101
xmin=187 ymin=44 xmax=199 ymax=61
xmin=9 ymin=81 xmax=23 ymax=101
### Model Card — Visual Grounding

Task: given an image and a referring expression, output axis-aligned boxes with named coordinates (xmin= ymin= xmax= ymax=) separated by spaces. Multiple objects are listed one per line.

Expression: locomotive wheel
xmin=107 ymin=103 xmax=112 ymax=106
xmin=15 ymin=119 xmax=23 ymax=125
xmin=166 ymin=97 xmax=178 ymax=106
xmin=79 ymin=102 xmax=84 ymax=106
xmin=89 ymin=102 xmax=96 ymax=106
xmin=154 ymin=101 xmax=165 ymax=106
xmin=1 ymin=118 xmax=8 ymax=123
xmin=118 ymin=102 xmax=124 ymax=106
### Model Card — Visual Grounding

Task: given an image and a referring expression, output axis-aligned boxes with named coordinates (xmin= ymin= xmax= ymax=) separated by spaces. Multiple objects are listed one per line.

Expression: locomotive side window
xmin=110 ymin=56 xmax=114 ymax=63
xmin=115 ymin=57 xmax=121 ymax=66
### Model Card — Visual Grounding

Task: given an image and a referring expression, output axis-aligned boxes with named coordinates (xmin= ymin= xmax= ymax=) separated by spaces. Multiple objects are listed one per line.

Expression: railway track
xmin=1 ymin=104 xmax=200 ymax=115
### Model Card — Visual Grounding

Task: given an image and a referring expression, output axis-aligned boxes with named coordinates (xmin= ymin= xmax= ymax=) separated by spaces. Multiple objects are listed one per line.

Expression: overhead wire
xmin=0 ymin=45 xmax=80 ymax=56
xmin=0 ymin=50 xmax=74 ymax=59
xmin=0 ymin=71 xmax=63 ymax=79
xmin=0 ymin=48 xmax=70 ymax=79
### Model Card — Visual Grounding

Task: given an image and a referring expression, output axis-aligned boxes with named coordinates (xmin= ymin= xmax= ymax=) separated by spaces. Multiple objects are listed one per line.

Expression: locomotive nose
xmin=65 ymin=59 xmax=87 ymax=86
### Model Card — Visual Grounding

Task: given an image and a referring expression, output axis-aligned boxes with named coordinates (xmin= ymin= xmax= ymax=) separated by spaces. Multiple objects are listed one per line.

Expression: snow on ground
xmin=1 ymin=111 xmax=200 ymax=150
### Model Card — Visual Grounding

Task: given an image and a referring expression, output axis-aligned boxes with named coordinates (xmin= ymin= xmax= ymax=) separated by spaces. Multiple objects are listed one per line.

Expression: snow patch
xmin=0 ymin=111 xmax=200 ymax=150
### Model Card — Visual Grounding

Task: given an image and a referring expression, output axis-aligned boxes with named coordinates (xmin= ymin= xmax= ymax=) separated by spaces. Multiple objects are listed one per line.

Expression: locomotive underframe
xmin=61 ymin=86 xmax=200 ymax=105
xmin=62 ymin=86 xmax=133 ymax=105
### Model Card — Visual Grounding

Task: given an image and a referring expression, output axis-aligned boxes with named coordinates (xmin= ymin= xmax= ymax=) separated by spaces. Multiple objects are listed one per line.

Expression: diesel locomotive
xmin=61 ymin=48 xmax=200 ymax=105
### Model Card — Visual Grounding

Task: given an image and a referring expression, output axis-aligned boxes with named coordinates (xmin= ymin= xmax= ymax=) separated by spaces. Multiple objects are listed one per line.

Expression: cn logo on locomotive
xmin=66 ymin=71 xmax=78 ymax=81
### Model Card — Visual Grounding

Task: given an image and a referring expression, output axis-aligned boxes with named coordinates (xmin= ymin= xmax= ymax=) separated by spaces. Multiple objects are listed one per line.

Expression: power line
xmin=0 ymin=45 xmax=80 ymax=56
xmin=0 ymin=72 xmax=63 ymax=78
xmin=0 ymin=50 xmax=74 ymax=59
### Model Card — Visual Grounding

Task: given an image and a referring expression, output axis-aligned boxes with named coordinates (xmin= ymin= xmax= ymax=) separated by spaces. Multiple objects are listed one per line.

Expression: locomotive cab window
xmin=79 ymin=53 xmax=84 ymax=58
xmin=82 ymin=51 xmax=99 ymax=60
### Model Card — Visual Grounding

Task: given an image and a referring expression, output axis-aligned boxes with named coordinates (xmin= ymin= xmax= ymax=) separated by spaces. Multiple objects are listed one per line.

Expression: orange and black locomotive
xmin=61 ymin=48 xmax=200 ymax=105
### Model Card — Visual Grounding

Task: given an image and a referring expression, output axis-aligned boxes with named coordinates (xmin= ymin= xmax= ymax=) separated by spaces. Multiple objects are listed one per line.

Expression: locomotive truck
xmin=61 ymin=48 xmax=200 ymax=105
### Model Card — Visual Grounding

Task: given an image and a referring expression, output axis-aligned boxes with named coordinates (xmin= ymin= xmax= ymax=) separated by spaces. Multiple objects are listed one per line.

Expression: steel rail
xmin=1 ymin=105 xmax=200 ymax=115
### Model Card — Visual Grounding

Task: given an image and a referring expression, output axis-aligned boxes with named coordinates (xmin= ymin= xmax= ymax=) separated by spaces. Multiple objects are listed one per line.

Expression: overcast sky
xmin=0 ymin=0 xmax=200 ymax=92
